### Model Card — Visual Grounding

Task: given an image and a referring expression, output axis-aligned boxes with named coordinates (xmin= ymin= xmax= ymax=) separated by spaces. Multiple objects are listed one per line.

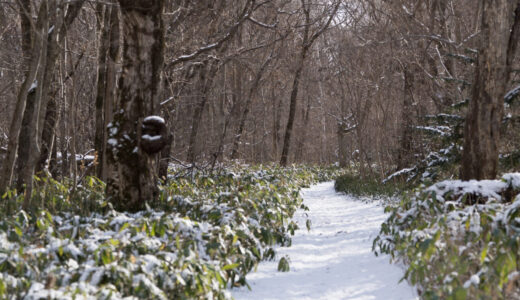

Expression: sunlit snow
xmin=232 ymin=182 xmax=418 ymax=300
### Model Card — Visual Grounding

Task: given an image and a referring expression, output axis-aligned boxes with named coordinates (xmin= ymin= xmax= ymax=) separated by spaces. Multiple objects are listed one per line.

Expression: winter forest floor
xmin=231 ymin=181 xmax=418 ymax=300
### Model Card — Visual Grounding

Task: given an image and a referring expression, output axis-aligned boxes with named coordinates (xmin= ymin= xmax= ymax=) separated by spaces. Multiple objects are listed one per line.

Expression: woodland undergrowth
xmin=0 ymin=164 xmax=343 ymax=299
xmin=373 ymin=174 xmax=520 ymax=300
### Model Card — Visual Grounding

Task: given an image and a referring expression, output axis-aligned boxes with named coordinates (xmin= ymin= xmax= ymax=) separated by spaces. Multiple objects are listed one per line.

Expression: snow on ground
xmin=232 ymin=181 xmax=418 ymax=300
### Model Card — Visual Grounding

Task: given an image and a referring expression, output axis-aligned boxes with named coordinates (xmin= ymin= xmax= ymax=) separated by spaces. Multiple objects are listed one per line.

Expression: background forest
xmin=4 ymin=0 xmax=518 ymax=186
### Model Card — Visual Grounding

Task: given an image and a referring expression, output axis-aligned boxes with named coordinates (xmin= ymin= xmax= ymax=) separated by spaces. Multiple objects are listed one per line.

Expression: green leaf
xmin=119 ymin=222 xmax=130 ymax=233
xmin=222 ymin=263 xmax=240 ymax=271
xmin=109 ymin=239 xmax=120 ymax=246
xmin=480 ymin=245 xmax=488 ymax=264
xmin=13 ymin=226 xmax=22 ymax=237
xmin=278 ymin=256 xmax=290 ymax=272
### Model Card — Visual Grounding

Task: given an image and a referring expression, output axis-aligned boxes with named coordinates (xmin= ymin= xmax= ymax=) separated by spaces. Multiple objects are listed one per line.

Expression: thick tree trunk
xmin=21 ymin=1 xmax=50 ymax=209
xmin=16 ymin=90 xmax=37 ymax=191
xmin=107 ymin=0 xmax=165 ymax=212
xmin=461 ymin=0 xmax=516 ymax=180
xmin=6 ymin=0 xmax=33 ymax=191
xmin=17 ymin=0 xmax=60 ymax=191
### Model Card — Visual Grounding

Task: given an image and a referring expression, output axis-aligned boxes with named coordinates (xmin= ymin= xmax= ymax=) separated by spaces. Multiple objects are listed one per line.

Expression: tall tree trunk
xmin=107 ymin=0 xmax=165 ymax=212
xmin=461 ymin=0 xmax=516 ymax=180
xmin=186 ymin=60 xmax=219 ymax=164
xmin=337 ymin=77 xmax=352 ymax=168
xmin=94 ymin=4 xmax=111 ymax=180
xmin=37 ymin=0 xmax=85 ymax=176
xmin=21 ymin=1 xmax=50 ymax=209
xmin=69 ymin=71 xmax=78 ymax=194
xmin=37 ymin=97 xmax=57 ymax=174
xmin=60 ymin=50 xmax=69 ymax=182
xmin=280 ymin=45 xmax=307 ymax=166
xmin=17 ymin=0 xmax=59 ymax=192
xmin=295 ymin=95 xmax=311 ymax=163
xmin=397 ymin=65 xmax=415 ymax=170
xmin=272 ymin=82 xmax=281 ymax=160
xmin=94 ymin=1 xmax=119 ymax=182
xmin=230 ymin=54 xmax=273 ymax=159
xmin=279 ymin=0 xmax=339 ymax=166
xmin=102 ymin=4 xmax=120 ymax=181
xmin=0 ymin=2 xmax=47 ymax=194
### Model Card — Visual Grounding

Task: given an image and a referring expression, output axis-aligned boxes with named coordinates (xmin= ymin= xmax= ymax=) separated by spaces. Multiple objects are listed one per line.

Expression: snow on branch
xmin=247 ymin=16 xmax=277 ymax=29
xmin=425 ymin=113 xmax=464 ymax=122
xmin=383 ymin=167 xmax=417 ymax=184
xmin=505 ymin=85 xmax=520 ymax=105
xmin=415 ymin=126 xmax=451 ymax=137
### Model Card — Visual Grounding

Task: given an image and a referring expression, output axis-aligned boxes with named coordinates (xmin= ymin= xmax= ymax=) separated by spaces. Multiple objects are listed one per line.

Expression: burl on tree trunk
xmin=106 ymin=0 xmax=166 ymax=212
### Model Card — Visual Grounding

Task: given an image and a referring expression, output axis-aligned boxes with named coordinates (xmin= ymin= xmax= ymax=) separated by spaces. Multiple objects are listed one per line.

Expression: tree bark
xmin=94 ymin=4 xmax=111 ymax=180
xmin=0 ymin=2 xmax=48 ymax=194
xmin=102 ymin=4 xmax=120 ymax=181
xmin=21 ymin=1 xmax=50 ymax=209
xmin=280 ymin=44 xmax=308 ymax=166
xmin=186 ymin=60 xmax=220 ymax=164
xmin=461 ymin=0 xmax=516 ymax=180
xmin=107 ymin=0 xmax=165 ymax=212
xmin=397 ymin=65 xmax=415 ymax=171
xmin=37 ymin=97 xmax=57 ymax=173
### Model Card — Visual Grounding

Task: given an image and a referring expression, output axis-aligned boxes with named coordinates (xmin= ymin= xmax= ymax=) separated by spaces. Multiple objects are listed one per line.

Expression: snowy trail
xmin=231 ymin=181 xmax=417 ymax=300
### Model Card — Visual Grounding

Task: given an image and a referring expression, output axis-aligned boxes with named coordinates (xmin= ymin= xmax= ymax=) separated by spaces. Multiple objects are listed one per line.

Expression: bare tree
xmin=280 ymin=0 xmax=340 ymax=166
xmin=0 ymin=2 xmax=48 ymax=196
xmin=94 ymin=1 xmax=120 ymax=181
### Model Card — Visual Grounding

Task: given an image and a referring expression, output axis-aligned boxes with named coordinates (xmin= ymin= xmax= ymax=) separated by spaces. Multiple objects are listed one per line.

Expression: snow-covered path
xmin=231 ymin=181 xmax=417 ymax=300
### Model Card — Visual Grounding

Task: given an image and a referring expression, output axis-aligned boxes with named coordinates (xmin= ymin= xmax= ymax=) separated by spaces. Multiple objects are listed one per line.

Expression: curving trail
xmin=231 ymin=181 xmax=418 ymax=300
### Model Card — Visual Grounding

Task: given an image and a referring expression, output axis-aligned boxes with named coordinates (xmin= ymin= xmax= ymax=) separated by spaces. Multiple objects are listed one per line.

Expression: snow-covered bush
xmin=0 ymin=165 xmax=343 ymax=299
xmin=374 ymin=173 xmax=520 ymax=299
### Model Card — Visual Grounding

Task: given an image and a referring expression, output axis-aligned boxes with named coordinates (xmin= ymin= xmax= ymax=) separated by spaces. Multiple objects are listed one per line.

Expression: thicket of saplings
xmin=0 ymin=164 xmax=343 ymax=299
